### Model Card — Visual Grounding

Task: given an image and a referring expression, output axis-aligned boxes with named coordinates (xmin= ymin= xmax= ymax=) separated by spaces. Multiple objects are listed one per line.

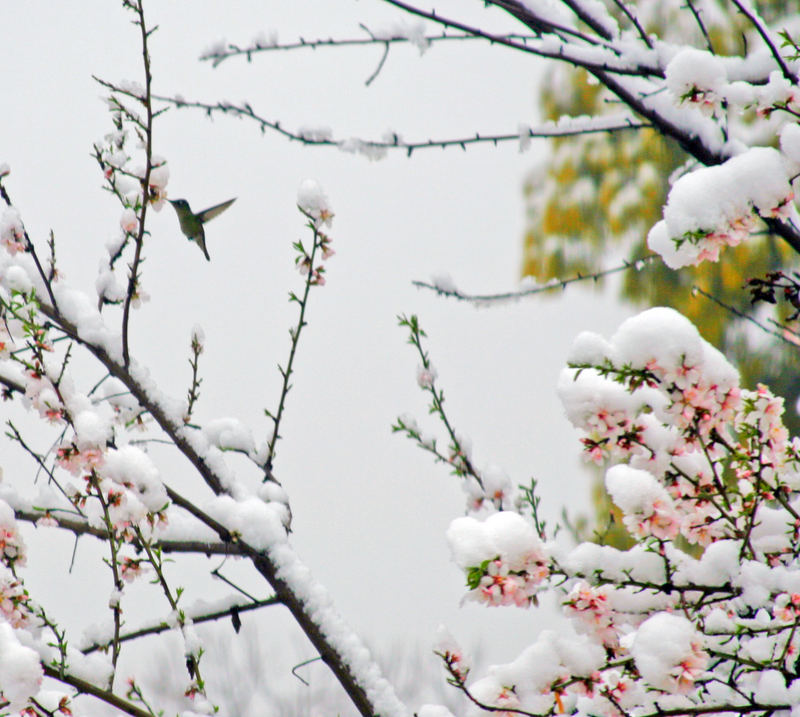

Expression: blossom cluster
xmin=648 ymin=147 xmax=794 ymax=269
xmin=0 ymin=207 xmax=26 ymax=256
xmin=0 ymin=566 xmax=32 ymax=629
xmin=93 ymin=92 xmax=170 ymax=309
xmin=644 ymin=46 xmax=800 ymax=270
xmin=439 ymin=308 xmax=800 ymax=716
xmin=295 ymin=180 xmax=335 ymax=286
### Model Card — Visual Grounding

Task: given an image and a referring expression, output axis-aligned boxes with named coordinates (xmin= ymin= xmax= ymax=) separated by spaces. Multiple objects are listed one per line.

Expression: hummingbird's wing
xmin=197 ymin=198 xmax=236 ymax=224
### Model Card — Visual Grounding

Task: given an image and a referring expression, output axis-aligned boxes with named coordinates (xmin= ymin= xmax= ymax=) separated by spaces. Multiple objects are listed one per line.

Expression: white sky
xmin=1 ymin=1 xmax=636 ymax=713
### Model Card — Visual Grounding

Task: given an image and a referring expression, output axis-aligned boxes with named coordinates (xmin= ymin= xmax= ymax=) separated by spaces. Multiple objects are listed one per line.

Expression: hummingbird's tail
xmin=198 ymin=240 xmax=211 ymax=262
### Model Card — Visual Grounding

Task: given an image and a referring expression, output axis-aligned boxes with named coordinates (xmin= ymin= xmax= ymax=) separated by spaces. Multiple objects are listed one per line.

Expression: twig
xmin=82 ymin=595 xmax=281 ymax=654
xmin=42 ymin=663 xmax=154 ymax=717
xmin=685 ymin=0 xmax=715 ymax=54
xmin=120 ymin=0 xmax=156 ymax=368
xmin=185 ymin=329 xmax=203 ymax=422
xmin=612 ymin=0 xmax=653 ymax=48
xmin=264 ymin=215 xmax=326 ymax=474
xmin=199 ymin=31 xmax=537 ymax=68
xmin=412 ymin=254 xmax=659 ymax=303
xmin=729 ymin=0 xmax=797 ymax=83
xmin=211 ymin=565 xmax=259 ymax=602
xmin=14 ymin=507 xmax=242 ymax=555
xmin=691 ymin=284 xmax=799 ymax=347
xmin=154 ymin=92 xmax=649 ymax=156
xmin=292 ymin=656 xmax=323 ymax=686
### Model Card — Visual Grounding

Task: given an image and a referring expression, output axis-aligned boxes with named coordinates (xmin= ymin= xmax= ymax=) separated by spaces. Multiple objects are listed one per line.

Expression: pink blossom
xmin=416 ymin=365 xmax=437 ymax=389
xmin=120 ymin=556 xmax=149 ymax=583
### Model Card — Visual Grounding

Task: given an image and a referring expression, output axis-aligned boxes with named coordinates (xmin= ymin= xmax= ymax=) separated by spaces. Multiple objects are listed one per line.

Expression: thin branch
xmin=41 ymin=664 xmax=153 ymax=717
xmin=0 ymin=372 xmax=25 ymax=396
xmin=729 ymin=0 xmax=798 ymax=83
xmin=484 ymin=0 xmax=610 ymax=47
xmin=767 ymin=316 xmax=800 ymax=339
xmin=6 ymin=423 xmax=86 ymax=516
xmin=120 ymin=0 xmax=155 ymax=368
xmin=264 ymin=217 xmax=325 ymax=473
xmin=200 ymin=30 xmax=538 ymax=67
xmin=379 ymin=0 xmax=662 ymax=76
xmin=685 ymin=0 xmax=715 ymax=54
xmin=82 ymin=595 xmax=281 ymax=654
xmin=365 ymin=41 xmax=391 ymax=86
xmin=211 ymin=565 xmax=260 ymax=602
xmin=185 ymin=330 xmax=203 ymax=423
xmin=612 ymin=0 xmax=653 ymax=49
xmin=13 ymin=508 xmax=242 ymax=555
xmin=154 ymin=93 xmax=650 ymax=156
xmin=0 ymin=180 xmax=58 ymax=310
xmin=412 ymin=255 xmax=659 ymax=303
xmin=292 ymin=656 xmax=323 ymax=686
xmin=691 ymin=284 xmax=800 ymax=347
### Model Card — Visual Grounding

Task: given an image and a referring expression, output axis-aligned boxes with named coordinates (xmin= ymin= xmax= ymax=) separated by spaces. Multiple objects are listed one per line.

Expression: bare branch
xmin=154 ymin=93 xmax=650 ymax=155
xmin=612 ymin=0 xmax=653 ymax=49
xmin=729 ymin=0 xmax=798 ymax=83
xmin=120 ymin=1 xmax=155 ymax=368
xmin=41 ymin=663 xmax=154 ymax=717
xmin=685 ymin=0 xmax=715 ymax=54
xmin=412 ymin=255 xmax=660 ymax=304
xmin=14 ymin=508 xmax=243 ymax=556
xmin=81 ymin=595 xmax=281 ymax=654
xmin=199 ymin=30 xmax=537 ymax=67
xmin=691 ymin=284 xmax=800 ymax=347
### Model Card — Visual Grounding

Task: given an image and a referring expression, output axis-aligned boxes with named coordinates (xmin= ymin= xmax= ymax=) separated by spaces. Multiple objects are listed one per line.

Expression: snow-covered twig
xmin=413 ymin=255 xmax=659 ymax=304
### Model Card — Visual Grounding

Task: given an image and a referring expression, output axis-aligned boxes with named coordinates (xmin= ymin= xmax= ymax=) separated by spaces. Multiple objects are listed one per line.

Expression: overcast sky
xmin=2 ymin=1 xmax=636 ymax=713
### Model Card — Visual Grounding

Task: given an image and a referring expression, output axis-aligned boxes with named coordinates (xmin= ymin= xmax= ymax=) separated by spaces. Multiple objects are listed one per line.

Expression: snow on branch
xmin=412 ymin=254 xmax=659 ymax=305
xmin=169 ymin=0 xmax=800 ymax=258
xmin=155 ymin=92 xmax=650 ymax=156
xmin=199 ymin=27 xmax=538 ymax=68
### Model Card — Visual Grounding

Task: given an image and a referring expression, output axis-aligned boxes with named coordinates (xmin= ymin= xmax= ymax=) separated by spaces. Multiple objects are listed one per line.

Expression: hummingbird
xmin=168 ymin=197 xmax=236 ymax=261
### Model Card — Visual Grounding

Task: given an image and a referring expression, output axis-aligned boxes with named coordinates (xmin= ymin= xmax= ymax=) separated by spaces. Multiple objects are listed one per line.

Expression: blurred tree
xmin=522 ymin=0 xmax=800 ymax=547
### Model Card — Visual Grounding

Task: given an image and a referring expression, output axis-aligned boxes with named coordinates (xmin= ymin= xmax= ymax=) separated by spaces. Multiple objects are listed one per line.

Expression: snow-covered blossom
xmin=24 ymin=372 xmax=64 ymax=424
xmin=0 ymin=622 xmax=42 ymax=710
xmin=648 ymin=148 xmax=793 ymax=268
xmin=119 ymin=208 xmax=139 ymax=235
xmin=453 ymin=306 xmax=800 ymax=716
xmin=666 ymin=48 xmax=726 ymax=113
xmin=631 ymin=613 xmax=708 ymax=693
xmin=434 ymin=625 xmax=470 ymax=683
xmin=563 ymin=581 xmax=622 ymax=649
xmin=0 ymin=501 xmax=26 ymax=568
xmin=56 ymin=444 xmax=105 ymax=477
xmin=97 ymin=445 xmax=169 ymax=537
xmin=297 ymin=179 xmax=334 ymax=226
xmin=463 ymin=464 xmax=515 ymax=515
xmin=148 ymin=158 xmax=169 ymax=210
xmin=0 ymin=568 xmax=31 ymax=628
xmin=447 ymin=511 xmax=548 ymax=607
xmin=605 ymin=465 xmax=680 ymax=540
xmin=0 ymin=208 xmax=26 ymax=255
xmin=416 ymin=364 xmax=437 ymax=389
